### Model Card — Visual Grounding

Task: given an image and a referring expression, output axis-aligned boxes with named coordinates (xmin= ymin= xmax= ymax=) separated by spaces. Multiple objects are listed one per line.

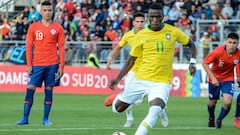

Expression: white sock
xmin=125 ymin=105 xmax=133 ymax=121
xmin=135 ymin=106 xmax=162 ymax=135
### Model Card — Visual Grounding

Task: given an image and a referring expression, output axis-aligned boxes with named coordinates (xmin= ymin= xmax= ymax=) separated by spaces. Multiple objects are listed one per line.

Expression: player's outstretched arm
xmin=109 ymin=55 xmax=136 ymax=90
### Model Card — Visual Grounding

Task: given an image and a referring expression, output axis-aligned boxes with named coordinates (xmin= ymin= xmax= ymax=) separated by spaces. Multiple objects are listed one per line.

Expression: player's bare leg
xmin=106 ymin=94 xmax=134 ymax=127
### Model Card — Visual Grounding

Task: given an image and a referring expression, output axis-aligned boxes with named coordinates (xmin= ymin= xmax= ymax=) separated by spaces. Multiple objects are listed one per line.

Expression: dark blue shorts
xmin=208 ymin=81 xmax=234 ymax=99
xmin=28 ymin=64 xmax=60 ymax=87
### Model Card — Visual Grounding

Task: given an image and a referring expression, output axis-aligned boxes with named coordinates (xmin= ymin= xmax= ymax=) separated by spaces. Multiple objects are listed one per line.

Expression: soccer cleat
xmin=234 ymin=117 xmax=240 ymax=128
xmin=216 ymin=120 xmax=222 ymax=129
xmin=42 ymin=119 xmax=52 ymax=126
xmin=208 ymin=118 xmax=215 ymax=127
xmin=16 ymin=119 xmax=29 ymax=125
xmin=123 ymin=120 xmax=133 ymax=128
xmin=104 ymin=94 xmax=117 ymax=107
xmin=160 ymin=109 xmax=168 ymax=127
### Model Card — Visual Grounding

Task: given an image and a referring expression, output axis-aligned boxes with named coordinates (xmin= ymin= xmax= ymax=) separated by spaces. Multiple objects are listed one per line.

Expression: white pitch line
xmin=0 ymin=127 xmax=214 ymax=132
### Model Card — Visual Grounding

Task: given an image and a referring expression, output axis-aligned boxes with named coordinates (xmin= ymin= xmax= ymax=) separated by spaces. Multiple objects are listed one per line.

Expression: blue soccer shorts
xmin=208 ymin=81 xmax=234 ymax=100
xmin=28 ymin=64 xmax=60 ymax=87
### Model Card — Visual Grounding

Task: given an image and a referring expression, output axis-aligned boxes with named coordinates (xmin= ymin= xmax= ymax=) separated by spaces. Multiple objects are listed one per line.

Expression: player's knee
xmin=223 ymin=102 xmax=232 ymax=110
xmin=45 ymin=86 xmax=53 ymax=90
xmin=150 ymin=98 xmax=165 ymax=108
xmin=208 ymin=99 xmax=217 ymax=106
xmin=112 ymin=99 xmax=130 ymax=114
xmin=27 ymin=85 xmax=36 ymax=90
xmin=112 ymin=104 xmax=121 ymax=114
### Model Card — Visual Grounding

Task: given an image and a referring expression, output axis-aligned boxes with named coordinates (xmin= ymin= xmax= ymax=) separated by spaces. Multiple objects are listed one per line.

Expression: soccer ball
xmin=112 ymin=131 xmax=127 ymax=135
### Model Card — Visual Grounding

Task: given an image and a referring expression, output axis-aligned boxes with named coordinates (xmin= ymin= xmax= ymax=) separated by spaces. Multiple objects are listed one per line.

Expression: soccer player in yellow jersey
xmin=105 ymin=12 xmax=168 ymax=128
xmin=109 ymin=3 xmax=197 ymax=135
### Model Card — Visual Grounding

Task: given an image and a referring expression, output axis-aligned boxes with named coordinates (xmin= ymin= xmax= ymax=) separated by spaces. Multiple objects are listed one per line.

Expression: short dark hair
xmin=41 ymin=1 xmax=52 ymax=6
xmin=133 ymin=12 xmax=145 ymax=20
xmin=228 ymin=33 xmax=239 ymax=40
xmin=149 ymin=3 xmax=163 ymax=10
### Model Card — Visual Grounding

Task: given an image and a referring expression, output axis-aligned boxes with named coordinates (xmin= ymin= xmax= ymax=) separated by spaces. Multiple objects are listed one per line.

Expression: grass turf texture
xmin=0 ymin=92 xmax=239 ymax=135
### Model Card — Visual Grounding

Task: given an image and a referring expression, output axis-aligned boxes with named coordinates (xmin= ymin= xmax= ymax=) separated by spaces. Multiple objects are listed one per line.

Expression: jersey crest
xmin=234 ymin=59 xmax=239 ymax=64
xmin=50 ymin=29 xmax=56 ymax=35
xmin=166 ymin=33 xmax=171 ymax=40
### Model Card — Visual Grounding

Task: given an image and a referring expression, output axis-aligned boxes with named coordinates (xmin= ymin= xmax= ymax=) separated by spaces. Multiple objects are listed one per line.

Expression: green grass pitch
xmin=0 ymin=92 xmax=239 ymax=135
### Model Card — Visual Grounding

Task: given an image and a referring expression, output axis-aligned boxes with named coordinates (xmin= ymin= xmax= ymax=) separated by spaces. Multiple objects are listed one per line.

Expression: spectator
xmin=87 ymin=48 xmax=100 ymax=68
xmin=178 ymin=13 xmax=191 ymax=29
xmin=54 ymin=7 xmax=63 ymax=24
xmin=28 ymin=6 xmax=41 ymax=23
xmin=208 ymin=0 xmax=218 ymax=10
xmin=104 ymin=25 xmax=116 ymax=41
xmin=64 ymin=0 xmax=76 ymax=15
xmin=221 ymin=1 xmax=234 ymax=18
xmin=14 ymin=17 xmax=24 ymax=40
xmin=118 ymin=5 xmax=127 ymax=21
xmin=99 ymin=0 xmax=109 ymax=9
xmin=213 ymin=3 xmax=223 ymax=19
xmin=0 ymin=18 xmax=10 ymax=37
xmin=64 ymin=44 xmax=74 ymax=65
xmin=112 ymin=15 xmax=121 ymax=31
xmin=36 ymin=0 xmax=41 ymax=12
xmin=236 ymin=5 xmax=240 ymax=20
xmin=108 ymin=4 xmax=119 ymax=21
xmin=120 ymin=13 xmax=132 ymax=30
xmin=182 ymin=0 xmax=193 ymax=15
xmin=22 ymin=17 xmax=29 ymax=36
xmin=0 ymin=34 xmax=12 ymax=62
xmin=174 ymin=0 xmax=184 ymax=10
xmin=21 ymin=6 xmax=30 ymax=20
xmin=61 ymin=7 xmax=73 ymax=21
xmin=125 ymin=2 xmax=133 ymax=12
xmin=62 ymin=15 xmax=71 ymax=32
xmin=96 ymin=6 xmax=109 ymax=26
xmin=80 ymin=6 xmax=90 ymax=19
xmin=110 ymin=0 xmax=119 ymax=9
xmin=200 ymin=32 xmax=212 ymax=58
xmin=211 ymin=33 xmax=219 ymax=49
xmin=203 ymin=4 xmax=213 ymax=19
xmin=193 ymin=0 xmax=202 ymax=8
xmin=100 ymin=35 xmax=112 ymax=63
xmin=81 ymin=25 xmax=90 ymax=41
xmin=55 ymin=0 xmax=65 ymax=10
xmin=94 ymin=24 xmax=105 ymax=39
xmin=193 ymin=5 xmax=203 ymax=19
xmin=87 ymin=17 xmax=96 ymax=34
xmin=168 ymin=5 xmax=180 ymax=25
xmin=86 ymin=0 xmax=96 ymax=11
xmin=102 ymin=16 xmax=112 ymax=31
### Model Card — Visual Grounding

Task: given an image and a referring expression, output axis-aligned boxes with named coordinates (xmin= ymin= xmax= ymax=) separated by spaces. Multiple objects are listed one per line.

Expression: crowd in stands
xmin=1 ymin=0 xmax=240 ymax=64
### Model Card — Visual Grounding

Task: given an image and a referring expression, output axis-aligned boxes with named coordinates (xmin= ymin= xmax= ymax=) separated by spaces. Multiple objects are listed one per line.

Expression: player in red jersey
xmin=16 ymin=1 xmax=65 ymax=126
xmin=202 ymin=33 xmax=240 ymax=128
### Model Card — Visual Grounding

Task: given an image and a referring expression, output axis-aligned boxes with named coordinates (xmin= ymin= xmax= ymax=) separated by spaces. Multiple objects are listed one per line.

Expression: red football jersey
xmin=26 ymin=21 xmax=65 ymax=69
xmin=203 ymin=45 xmax=240 ymax=82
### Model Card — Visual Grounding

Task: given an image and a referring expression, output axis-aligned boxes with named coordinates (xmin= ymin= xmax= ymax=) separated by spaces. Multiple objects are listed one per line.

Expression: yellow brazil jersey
xmin=130 ymin=24 xmax=189 ymax=84
xmin=119 ymin=29 xmax=142 ymax=72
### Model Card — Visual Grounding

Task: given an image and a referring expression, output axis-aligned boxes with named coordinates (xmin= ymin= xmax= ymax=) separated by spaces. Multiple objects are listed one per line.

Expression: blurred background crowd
xmin=1 ymin=0 xmax=240 ymax=65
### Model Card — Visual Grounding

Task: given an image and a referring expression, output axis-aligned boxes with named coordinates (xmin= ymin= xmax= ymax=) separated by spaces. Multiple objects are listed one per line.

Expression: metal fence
xmin=0 ymin=40 xmax=217 ymax=65
xmin=1 ymin=20 xmax=240 ymax=65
